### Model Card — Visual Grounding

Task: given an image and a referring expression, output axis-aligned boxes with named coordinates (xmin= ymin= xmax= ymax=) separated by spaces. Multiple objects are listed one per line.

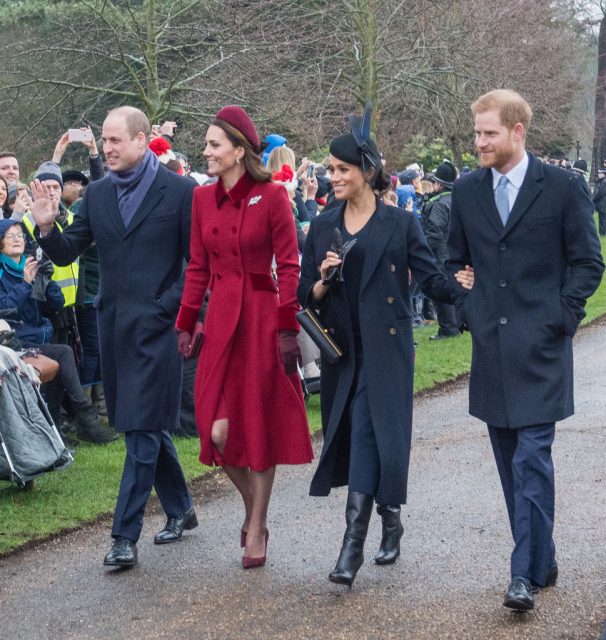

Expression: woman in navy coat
xmin=298 ymin=108 xmax=461 ymax=588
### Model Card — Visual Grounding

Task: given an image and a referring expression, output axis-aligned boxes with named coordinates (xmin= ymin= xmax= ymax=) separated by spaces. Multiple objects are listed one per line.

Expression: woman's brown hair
xmin=212 ymin=118 xmax=272 ymax=183
xmin=0 ymin=175 xmax=11 ymax=218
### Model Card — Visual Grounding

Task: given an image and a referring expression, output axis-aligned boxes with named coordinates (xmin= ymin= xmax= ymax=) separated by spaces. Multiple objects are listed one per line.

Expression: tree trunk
xmin=592 ymin=12 xmax=606 ymax=181
xmin=352 ymin=0 xmax=379 ymax=133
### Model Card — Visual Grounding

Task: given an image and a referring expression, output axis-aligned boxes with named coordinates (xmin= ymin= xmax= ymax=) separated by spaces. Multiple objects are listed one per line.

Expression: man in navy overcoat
xmin=30 ymin=107 xmax=198 ymax=567
xmin=446 ymin=90 xmax=604 ymax=611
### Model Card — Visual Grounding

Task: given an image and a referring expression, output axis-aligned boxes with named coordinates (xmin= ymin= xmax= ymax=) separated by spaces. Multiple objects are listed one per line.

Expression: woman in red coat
xmin=176 ymin=106 xmax=313 ymax=568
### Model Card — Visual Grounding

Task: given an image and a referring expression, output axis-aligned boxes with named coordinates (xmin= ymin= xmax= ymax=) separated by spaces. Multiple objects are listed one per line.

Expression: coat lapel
xmin=102 ymin=178 xmax=127 ymax=237
xmin=359 ymin=199 xmax=398 ymax=294
xmin=122 ymin=167 xmax=167 ymax=239
xmin=474 ymin=168 xmax=503 ymax=235
xmin=500 ymin=154 xmax=543 ymax=238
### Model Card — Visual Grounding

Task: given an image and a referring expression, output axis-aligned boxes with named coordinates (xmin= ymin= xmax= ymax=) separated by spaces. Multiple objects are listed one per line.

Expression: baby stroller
xmin=0 ymin=344 xmax=73 ymax=490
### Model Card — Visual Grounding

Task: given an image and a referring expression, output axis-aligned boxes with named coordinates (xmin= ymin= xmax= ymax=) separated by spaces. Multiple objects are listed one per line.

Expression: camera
xmin=307 ymin=163 xmax=315 ymax=179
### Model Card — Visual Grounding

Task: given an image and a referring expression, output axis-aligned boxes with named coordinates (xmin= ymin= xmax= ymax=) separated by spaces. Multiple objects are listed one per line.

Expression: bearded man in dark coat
xmin=30 ymin=107 xmax=198 ymax=568
xmin=446 ymin=90 xmax=604 ymax=611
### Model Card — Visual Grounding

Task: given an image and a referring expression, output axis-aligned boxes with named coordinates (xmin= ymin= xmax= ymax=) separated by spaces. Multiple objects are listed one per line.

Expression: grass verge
xmin=1 ymin=234 xmax=605 ymax=556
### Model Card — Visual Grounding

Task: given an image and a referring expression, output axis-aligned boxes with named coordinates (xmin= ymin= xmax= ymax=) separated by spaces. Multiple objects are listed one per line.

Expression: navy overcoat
xmin=37 ymin=165 xmax=194 ymax=432
xmin=446 ymin=155 xmax=604 ymax=428
xmin=298 ymin=199 xmax=452 ymax=505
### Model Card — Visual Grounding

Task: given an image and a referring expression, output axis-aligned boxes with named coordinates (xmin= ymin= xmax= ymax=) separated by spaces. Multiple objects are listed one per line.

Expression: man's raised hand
xmin=29 ymin=179 xmax=55 ymax=234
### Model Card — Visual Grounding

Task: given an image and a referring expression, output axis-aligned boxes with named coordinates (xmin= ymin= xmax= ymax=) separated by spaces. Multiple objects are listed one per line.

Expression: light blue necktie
xmin=495 ymin=175 xmax=510 ymax=225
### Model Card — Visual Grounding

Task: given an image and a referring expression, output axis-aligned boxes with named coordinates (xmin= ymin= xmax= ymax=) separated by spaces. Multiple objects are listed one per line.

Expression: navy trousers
xmin=487 ymin=422 xmax=556 ymax=585
xmin=112 ymin=431 xmax=192 ymax=543
xmin=348 ymin=360 xmax=380 ymax=500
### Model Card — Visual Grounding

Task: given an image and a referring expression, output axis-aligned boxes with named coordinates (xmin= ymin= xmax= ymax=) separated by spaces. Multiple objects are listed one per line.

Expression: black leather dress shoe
xmin=531 ymin=562 xmax=558 ymax=593
xmin=504 ymin=576 xmax=534 ymax=611
xmin=154 ymin=507 xmax=198 ymax=545
xmin=103 ymin=537 xmax=137 ymax=567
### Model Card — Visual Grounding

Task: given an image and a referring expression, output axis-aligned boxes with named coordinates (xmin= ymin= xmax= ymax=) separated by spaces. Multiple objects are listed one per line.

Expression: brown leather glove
xmin=278 ymin=330 xmax=301 ymax=376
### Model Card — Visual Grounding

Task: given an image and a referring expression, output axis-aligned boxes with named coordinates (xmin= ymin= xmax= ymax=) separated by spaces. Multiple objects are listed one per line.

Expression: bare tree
xmin=0 ymin=0 xmax=596 ymax=173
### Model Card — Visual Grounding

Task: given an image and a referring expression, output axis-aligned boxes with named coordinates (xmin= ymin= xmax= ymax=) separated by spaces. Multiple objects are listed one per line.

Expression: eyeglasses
xmin=4 ymin=232 xmax=26 ymax=240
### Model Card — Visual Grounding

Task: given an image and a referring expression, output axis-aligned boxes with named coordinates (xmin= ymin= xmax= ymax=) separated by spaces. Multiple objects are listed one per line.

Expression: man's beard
xmin=476 ymin=143 xmax=515 ymax=171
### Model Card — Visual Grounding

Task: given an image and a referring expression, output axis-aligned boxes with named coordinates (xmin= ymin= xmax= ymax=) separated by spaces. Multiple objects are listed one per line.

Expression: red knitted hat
xmin=215 ymin=105 xmax=260 ymax=151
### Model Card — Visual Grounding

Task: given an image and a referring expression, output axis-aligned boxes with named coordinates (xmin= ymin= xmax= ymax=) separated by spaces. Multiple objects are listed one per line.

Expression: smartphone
xmin=307 ymin=163 xmax=315 ymax=178
xmin=68 ymin=128 xmax=93 ymax=143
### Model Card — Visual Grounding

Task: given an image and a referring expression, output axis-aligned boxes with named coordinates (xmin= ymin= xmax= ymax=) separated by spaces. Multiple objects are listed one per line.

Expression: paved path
xmin=1 ymin=326 xmax=605 ymax=639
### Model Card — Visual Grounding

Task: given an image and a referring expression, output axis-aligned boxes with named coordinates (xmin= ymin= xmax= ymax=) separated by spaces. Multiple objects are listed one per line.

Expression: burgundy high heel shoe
xmin=242 ymin=529 xmax=269 ymax=569
xmin=240 ymin=528 xmax=247 ymax=548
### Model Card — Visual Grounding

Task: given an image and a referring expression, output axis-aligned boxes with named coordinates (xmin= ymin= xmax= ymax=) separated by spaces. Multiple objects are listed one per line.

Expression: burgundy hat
xmin=215 ymin=105 xmax=260 ymax=152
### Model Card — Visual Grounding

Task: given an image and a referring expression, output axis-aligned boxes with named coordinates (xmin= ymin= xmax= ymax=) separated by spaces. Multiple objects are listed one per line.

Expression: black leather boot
xmin=329 ymin=491 xmax=373 ymax=588
xmin=75 ymin=403 xmax=118 ymax=444
xmin=374 ymin=504 xmax=403 ymax=565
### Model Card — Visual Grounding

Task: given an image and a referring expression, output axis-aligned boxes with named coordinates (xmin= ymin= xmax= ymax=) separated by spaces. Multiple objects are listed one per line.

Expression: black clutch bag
xmin=188 ymin=321 xmax=204 ymax=359
xmin=296 ymin=307 xmax=344 ymax=364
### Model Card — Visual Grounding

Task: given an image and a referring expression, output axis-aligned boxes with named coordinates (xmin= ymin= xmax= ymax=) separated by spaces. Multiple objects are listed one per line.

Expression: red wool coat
xmin=176 ymin=173 xmax=313 ymax=471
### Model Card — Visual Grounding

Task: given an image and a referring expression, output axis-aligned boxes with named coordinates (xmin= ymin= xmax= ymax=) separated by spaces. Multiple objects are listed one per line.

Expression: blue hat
xmin=262 ymin=134 xmax=287 ymax=166
xmin=0 ymin=218 xmax=21 ymax=241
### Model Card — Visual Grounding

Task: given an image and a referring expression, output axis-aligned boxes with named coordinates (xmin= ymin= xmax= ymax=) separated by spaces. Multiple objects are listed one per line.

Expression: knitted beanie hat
xmin=35 ymin=161 xmax=63 ymax=188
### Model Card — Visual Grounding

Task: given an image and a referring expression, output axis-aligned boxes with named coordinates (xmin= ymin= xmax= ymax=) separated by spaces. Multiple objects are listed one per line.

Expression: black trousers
xmin=112 ymin=430 xmax=192 ymax=543
xmin=434 ymin=300 xmax=460 ymax=336
xmin=76 ymin=305 xmax=101 ymax=386
xmin=598 ymin=208 xmax=606 ymax=236
xmin=488 ymin=422 xmax=556 ymax=586
xmin=38 ymin=343 xmax=87 ymax=423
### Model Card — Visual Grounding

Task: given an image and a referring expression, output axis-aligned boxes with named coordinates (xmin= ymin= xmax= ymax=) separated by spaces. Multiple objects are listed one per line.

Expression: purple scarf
xmin=108 ymin=149 xmax=159 ymax=228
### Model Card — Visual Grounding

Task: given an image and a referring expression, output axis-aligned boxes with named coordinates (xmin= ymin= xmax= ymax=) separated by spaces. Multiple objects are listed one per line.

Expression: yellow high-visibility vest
xmin=23 ymin=211 xmax=80 ymax=307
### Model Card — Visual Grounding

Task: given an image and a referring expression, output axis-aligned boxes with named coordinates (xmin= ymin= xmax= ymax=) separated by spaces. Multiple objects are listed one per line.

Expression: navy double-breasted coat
xmin=36 ymin=165 xmax=194 ymax=432
xmin=446 ymin=155 xmax=604 ymax=428
xmin=298 ymin=199 xmax=452 ymax=505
